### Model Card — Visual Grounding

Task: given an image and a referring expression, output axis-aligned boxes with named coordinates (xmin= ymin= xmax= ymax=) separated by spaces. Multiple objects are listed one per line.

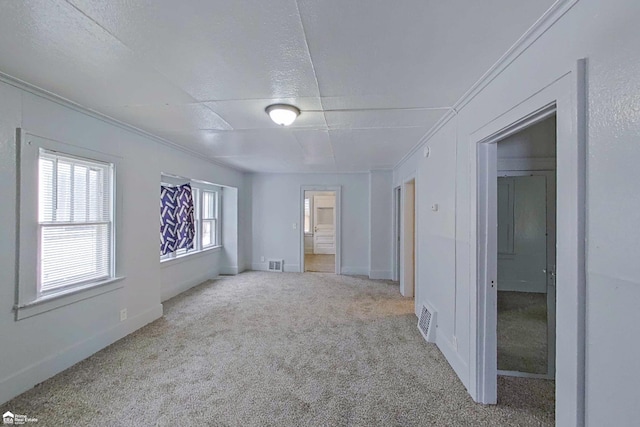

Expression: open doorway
xmin=474 ymin=64 xmax=586 ymax=425
xmin=495 ymin=116 xmax=557 ymax=379
xmin=300 ymin=188 xmax=340 ymax=273
xmin=400 ymin=178 xmax=416 ymax=298
xmin=393 ymin=186 xmax=401 ymax=282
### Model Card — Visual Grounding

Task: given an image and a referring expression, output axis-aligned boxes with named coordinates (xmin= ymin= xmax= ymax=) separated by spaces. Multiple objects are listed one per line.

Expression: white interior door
xmin=313 ymin=195 xmax=335 ymax=254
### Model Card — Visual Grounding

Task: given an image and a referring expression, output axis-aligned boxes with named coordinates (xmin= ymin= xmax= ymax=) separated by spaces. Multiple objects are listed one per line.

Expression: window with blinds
xmin=201 ymin=190 xmax=218 ymax=248
xmin=38 ymin=149 xmax=114 ymax=295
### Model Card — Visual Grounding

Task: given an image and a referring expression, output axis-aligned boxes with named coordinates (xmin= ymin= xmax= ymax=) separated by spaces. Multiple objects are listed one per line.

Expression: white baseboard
xmin=369 ymin=270 xmax=392 ymax=280
xmin=219 ymin=266 xmax=239 ymax=275
xmin=435 ymin=333 xmax=470 ymax=392
xmin=341 ymin=267 xmax=369 ymax=276
xmin=161 ymin=273 xmax=217 ymax=302
xmin=0 ymin=304 xmax=163 ymax=405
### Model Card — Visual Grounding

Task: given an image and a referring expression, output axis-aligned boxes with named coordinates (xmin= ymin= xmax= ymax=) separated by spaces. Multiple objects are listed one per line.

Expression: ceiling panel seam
xmin=63 ymin=0 xmax=197 ymax=106
xmin=293 ymin=0 xmax=336 ymax=167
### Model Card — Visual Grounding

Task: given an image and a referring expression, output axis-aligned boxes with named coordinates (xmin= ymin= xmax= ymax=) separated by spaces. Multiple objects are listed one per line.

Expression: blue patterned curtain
xmin=160 ymin=183 xmax=195 ymax=255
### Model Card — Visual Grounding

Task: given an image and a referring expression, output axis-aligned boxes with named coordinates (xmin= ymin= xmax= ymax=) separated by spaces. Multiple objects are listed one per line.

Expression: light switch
xmin=431 ymin=203 xmax=439 ymax=212
xmin=292 ymin=222 xmax=297 ymax=229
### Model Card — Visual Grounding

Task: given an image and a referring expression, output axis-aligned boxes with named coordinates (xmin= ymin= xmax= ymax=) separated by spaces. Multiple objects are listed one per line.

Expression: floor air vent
xmin=418 ymin=304 xmax=437 ymax=343
xmin=268 ymin=259 xmax=284 ymax=272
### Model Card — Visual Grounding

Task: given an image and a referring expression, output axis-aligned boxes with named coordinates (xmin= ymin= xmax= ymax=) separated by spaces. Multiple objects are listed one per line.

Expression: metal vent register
xmin=418 ymin=304 xmax=437 ymax=342
xmin=268 ymin=259 xmax=284 ymax=272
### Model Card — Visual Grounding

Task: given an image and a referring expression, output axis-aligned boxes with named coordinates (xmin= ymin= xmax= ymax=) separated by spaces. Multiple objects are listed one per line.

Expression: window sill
xmin=15 ymin=276 xmax=125 ymax=321
xmin=160 ymin=245 xmax=222 ymax=267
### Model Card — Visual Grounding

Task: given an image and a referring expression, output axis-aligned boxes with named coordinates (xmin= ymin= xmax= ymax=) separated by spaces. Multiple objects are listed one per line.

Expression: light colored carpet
xmin=1 ymin=272 xmax=554 ymax=426
xmin=304 ymin=254 xmax=335 ymax=272
xmin=498 ymin=291 xmax=548 ymax=374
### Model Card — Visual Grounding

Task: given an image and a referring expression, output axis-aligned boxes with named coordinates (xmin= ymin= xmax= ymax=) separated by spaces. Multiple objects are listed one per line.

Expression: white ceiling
xmin=0 ymin=0 xmax=555 ymax=173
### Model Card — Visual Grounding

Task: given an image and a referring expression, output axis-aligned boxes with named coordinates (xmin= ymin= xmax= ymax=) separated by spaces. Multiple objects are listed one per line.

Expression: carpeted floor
xmin=498 ymin=291 xmax=548 ymax=374
xmin=1 ymin=272 xmax=554 ymax=426
xmin=304 ymin=254 xmax=335 ymax=272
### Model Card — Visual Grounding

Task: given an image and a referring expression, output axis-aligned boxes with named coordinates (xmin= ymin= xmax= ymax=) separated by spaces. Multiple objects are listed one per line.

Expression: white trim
xmin=471 ymin=60 xmax=586 ymax=426
xmin=299 ymin=186 xmax=341 ymax=275
xmin=394 ymin=0 xmax=580 ymax=170
xmin=15 ymin=277 xmax=125 ymax=320
xmin=369 ymin=270 xmax=393 ymax=280
xmin=0 ymin=72 xmax=245 ymax=173
xmin=160 ymin=246 xmax=222 ymax=267
xmin=340 ymin=267 xmax=369 ymax=276
xmin=498 ymin=370 xmax=553 ymax=380
xmin=160 ymin=274 xmax=218 ymax=302
xmin=16 ymin=129 xmax=124 ymax=320
xmin=219 ymin=266 xmax=239 ymax=275
xmin=0 ymin=303 xmax=163 ymax=405
xmin=497 ymin=157 xmax=556 ymax=171
xmin=400 ymin=174 xmax=417 ymax=301
xmin=392 ymin=186 xmax=402 ymax=282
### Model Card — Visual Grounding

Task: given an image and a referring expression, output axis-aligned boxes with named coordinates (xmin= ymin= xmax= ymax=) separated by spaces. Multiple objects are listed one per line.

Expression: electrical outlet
xmin=292 ymin=222 xmax=297 ymax=229
xmin=120 ymin=308 xmax=127 ymax=322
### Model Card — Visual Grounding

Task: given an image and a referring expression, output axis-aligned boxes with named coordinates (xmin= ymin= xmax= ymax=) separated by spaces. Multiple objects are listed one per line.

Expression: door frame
xmin=393 ymin=186 xmax=402 ymax=282
xmin=495 ymin=170 xmax=557 ymax=380
xmin=400 ymin=176 xmax=417 ymax=300
xmin=300 ymin=185 xmax=341 ymax=274
xmin=471 ymin=60 xmax=586 ymax=427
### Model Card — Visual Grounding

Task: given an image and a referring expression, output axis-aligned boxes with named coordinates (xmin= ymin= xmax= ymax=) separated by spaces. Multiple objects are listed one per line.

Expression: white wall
xmin=369 ymin=171 xmax=393 ymax=279
xmin=251 ymin=173 xmax=380 ymax=275
xmin=394 ymin=0 xmax=640 ymax=424
xmin=0 ymin=79 xmax=248 ymax=404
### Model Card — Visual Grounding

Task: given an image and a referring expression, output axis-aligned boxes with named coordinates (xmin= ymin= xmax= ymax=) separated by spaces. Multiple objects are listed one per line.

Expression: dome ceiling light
xmin=265 ymin=104 xmax=300 ymax=126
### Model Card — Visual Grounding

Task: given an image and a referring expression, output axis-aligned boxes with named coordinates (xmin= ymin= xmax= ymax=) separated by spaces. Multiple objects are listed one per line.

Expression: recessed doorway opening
xmin=495 ymin=116 xmax=557 ymax=380
xmin=300 ymin=187 xmax=340 ymax=274
xmin=400 ymin=178 xmax=416 ymax=299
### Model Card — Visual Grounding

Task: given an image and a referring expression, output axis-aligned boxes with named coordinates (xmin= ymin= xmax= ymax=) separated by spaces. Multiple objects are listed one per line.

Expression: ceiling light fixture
xmin=265 ymin=104 xmax=300 ymax=126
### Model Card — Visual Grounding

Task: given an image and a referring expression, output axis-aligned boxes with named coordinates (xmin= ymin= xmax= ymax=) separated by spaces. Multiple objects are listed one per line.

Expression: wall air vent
xmin=267 ymin=259 xmax=284 ymax=272
xmin=418 ymin=304 xmax=437 ymax=343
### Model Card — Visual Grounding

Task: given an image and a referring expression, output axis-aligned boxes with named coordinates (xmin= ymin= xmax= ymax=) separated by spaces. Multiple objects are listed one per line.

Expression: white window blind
xmin=38 ymin=150 xmax=113 ymax=294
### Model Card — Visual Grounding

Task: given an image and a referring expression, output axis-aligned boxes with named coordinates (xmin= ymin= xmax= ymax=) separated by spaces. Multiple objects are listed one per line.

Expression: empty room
xmin=1 ymin=1 xmax=638 ymax=426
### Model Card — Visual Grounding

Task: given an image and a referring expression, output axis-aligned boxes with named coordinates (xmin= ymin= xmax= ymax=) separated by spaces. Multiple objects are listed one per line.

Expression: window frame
xmin=16 ymin=129 xmax=124 ymax=320
xmin=160 ymin=175 xmax=222 ymax=263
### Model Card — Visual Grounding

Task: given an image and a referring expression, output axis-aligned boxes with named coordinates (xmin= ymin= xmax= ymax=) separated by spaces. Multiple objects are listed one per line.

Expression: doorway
xmin=393 ymin=186 xmax=401 ymax=282
xmin=400 ymin=178 xmax=416 ymax=298
xmin=496 ymin=171 xmax=556 ymax=379
xmin=473 ymin=64 xmax=586 ymax=426
xmin=300 ymin=187 xmax=341 ymax=274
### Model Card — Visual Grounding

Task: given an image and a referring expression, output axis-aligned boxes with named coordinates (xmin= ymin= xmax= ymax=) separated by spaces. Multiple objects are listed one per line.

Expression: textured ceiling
xmin=0 ymin=0 xmax=556 ymax=172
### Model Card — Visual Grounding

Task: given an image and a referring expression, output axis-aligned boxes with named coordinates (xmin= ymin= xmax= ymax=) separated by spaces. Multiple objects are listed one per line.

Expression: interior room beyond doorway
xmin=303 ymin=191 xmax=336 ymax=273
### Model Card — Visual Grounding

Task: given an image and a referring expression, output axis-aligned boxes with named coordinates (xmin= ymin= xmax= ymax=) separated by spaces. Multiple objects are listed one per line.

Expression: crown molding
xmin=0 ymin=71 xmax=248 ymax=173
xmin=394 ymin=0 xmax=580 ymax=170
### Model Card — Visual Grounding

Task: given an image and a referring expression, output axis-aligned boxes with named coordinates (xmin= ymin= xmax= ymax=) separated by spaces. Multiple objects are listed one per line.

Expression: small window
xmin=160 ymin=175 xmax=222 ymax=262
xmin=201 ymin=190 xmax=219 ymax=248
xmin=38 ymin=150 xmax=114 ymax=295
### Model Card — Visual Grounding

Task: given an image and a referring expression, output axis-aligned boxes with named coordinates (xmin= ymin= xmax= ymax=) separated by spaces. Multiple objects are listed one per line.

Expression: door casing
xmin=300 ymin=186 xmax=341 ymax=274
